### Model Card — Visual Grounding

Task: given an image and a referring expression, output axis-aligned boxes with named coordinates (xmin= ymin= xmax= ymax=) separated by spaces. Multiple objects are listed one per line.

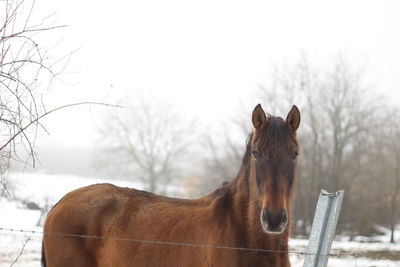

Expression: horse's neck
xmin=229 ymin=164 xmax=289 ymax=250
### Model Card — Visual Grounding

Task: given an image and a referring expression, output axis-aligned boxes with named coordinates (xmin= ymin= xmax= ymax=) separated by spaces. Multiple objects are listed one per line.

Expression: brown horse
xmin=42 ymin=104 xmax=300 ymax=267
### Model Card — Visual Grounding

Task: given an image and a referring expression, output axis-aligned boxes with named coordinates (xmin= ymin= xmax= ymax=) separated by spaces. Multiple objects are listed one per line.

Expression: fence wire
xmin=0 ymin=226 xmax=366 ymax=259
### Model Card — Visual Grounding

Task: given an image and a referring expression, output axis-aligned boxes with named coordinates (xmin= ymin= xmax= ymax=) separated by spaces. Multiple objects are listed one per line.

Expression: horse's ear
xmin=286 ymin=105 xmax=300 ymax=133
xmin=252 ymin=104 xmax=267 ymax=130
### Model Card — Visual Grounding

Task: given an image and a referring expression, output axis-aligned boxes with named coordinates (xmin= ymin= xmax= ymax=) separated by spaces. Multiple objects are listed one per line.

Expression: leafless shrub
xmin=0 ymin=0 xmax=69 ymax=194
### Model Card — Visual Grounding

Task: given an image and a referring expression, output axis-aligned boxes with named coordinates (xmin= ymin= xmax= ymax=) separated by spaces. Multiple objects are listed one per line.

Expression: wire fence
xmin=0 ymin=226 xmax=367 ymax=259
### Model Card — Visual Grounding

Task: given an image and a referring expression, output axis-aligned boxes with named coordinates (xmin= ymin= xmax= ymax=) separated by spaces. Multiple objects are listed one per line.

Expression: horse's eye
xmin=291 ymin=151 xmax=299 ymax=160
xmin=252 ymin=151 xmax=261 ymax=159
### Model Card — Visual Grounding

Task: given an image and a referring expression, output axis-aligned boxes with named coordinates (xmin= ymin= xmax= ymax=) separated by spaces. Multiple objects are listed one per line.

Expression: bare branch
xmin=0 ymin=101 xmax=121 ymax=152
xmin=9 ymin=236 xmax=32 ymax=267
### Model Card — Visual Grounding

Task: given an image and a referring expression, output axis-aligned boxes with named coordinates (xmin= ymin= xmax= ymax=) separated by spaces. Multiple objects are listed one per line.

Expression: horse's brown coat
xmin=43 ymin=104 xmax=300 ymax=267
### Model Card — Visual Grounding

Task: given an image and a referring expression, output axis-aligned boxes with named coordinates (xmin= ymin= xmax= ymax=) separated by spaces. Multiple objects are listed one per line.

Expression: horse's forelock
xmin=255 ymin=116 xmax=295 ymax=159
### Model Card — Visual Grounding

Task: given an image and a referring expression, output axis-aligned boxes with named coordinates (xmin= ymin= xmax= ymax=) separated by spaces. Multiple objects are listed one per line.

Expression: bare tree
xmin=193 ymin=131 xmax=245 ymax=196
xmin=319 ymin=58 xmax=379 ymax=191
xmin=388 ymin=125 xmax=400 ymax=243
xmin=95 ymin=97 xmax=194 ymax=194
xmin=375 ymin=108 xmax=400 ymax=243
xmin=0 ymin=0 xmax=69 ymax=195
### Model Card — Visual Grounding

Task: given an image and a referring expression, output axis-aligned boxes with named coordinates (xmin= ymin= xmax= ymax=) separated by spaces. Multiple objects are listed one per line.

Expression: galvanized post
xmin=303 ymin=189 xmax=344 ymax=267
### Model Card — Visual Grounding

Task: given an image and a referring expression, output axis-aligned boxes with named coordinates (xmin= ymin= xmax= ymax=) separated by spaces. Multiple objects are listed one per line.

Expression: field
xmin=1 ymin=172 xmax=399 ymax=267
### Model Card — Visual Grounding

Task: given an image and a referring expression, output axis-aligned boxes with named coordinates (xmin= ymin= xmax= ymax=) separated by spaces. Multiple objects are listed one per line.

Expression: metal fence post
xmin=303 ymin=189 xmax=344 ymax=267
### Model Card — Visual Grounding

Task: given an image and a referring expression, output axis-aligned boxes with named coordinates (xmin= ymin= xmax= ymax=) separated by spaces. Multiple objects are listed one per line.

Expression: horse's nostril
xmin=262 ymin=208 xmax=288 ymax=232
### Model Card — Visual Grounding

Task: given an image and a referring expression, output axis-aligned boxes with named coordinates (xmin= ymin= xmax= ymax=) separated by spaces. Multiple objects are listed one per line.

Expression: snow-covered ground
xmin=1 ymin=172 xmax=399 ymax=267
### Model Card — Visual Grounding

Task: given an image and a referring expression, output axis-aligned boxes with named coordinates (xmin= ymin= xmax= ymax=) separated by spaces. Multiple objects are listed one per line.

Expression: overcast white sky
xmin=31 ymin=0 xmax=400 ymax=147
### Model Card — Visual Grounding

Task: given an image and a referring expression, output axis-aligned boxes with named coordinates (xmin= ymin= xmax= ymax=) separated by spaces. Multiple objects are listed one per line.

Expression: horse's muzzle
xmin=260 ymin=208 xmax=288 ymax=234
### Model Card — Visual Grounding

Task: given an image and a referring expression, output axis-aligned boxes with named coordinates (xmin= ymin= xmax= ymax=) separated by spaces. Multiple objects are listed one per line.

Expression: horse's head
xmin=250 ymin=104 xmax=300 ymax=235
